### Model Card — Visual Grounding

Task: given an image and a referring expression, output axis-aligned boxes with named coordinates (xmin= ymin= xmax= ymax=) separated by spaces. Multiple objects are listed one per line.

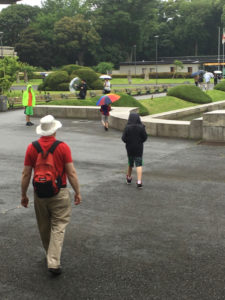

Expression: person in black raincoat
xmin=122 ymin=112 xmax=147 ymax=188
xmin=78 ymin=79 xmax=88 ymax=99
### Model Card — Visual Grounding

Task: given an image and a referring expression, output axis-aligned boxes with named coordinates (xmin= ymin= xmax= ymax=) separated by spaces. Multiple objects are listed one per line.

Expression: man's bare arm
xmin=21 ymin=165 xmax=32 ymax=207
xmin=65 ymin=162 xmax=81 ymax=205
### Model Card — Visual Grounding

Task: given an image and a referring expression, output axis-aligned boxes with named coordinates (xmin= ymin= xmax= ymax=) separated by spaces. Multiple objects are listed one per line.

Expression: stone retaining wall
xmin=33 ymin=100 xmax=225 ymax=141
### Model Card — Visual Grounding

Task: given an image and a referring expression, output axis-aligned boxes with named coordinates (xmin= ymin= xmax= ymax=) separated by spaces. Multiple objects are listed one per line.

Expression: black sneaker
xmin=29 ymin=122 xmax=34 ymax=126
xmin=126 ymin=175 xmax=132 ymax=184
xmin=26 ymin=122 xmax=31 ymax=126
xmin=48 ymin=268 xmax=62 ymax=276
xmin=137 ymin=183 xmax=143 ymax=188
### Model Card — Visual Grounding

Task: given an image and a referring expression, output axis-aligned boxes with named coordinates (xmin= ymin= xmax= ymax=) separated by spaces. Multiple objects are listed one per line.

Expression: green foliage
xmin=111 ymin=93 xmax=149 ymax=116
xmin=94 ymin=62 xmax=114 ymax=74
xmin=61 ymin=64 xmax=82 ymax=75
xmin=40 ymin=71 xmax=70 ymax=90
xmin=57 ymin=82 xmax=69 ymax=91
xmin=0 ymin=4 xmax=40 ymax=46
xmin=91 ymin=79 xmax=103 ymax=90
xmin=167 ymin=85 xmax=212 ymax=104
xmin=214 ymin=80 xmax=225 ymax=92
xmin=72 ymin=67 xmax=99 ymax=89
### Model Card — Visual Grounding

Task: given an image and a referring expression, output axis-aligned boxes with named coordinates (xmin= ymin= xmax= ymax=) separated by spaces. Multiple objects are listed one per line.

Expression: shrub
xmin=61 ymin=64 xmax=82 ymax=75
xmin=91 ymin=79 xmax=103 ymax=90
xmin=71 ymin=67 xmax=99 ymax=89
xmin=94 ymin=62 xmax=114 ymax=74
xmin=57 ymin=82 xmax=69 ymax=91
xmin=41 ymin=71 xmax=70 ymax=90
xmin=167 ymin=85 xmax=212 ymax=104
xmin=214 ymin=80 xmax=225 ymax=92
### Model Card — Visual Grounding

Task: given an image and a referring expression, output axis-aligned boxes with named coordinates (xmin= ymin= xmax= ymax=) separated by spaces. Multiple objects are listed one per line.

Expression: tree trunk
xmin=16 ymin=72 xmax=20 ymax=83
xmin=78 ymin=52 xmax=84 ymax=66
xmin=194 ymin=41 xmax=198 ymax=56
xmin=24 ymin=71 xmax=28 ymax=83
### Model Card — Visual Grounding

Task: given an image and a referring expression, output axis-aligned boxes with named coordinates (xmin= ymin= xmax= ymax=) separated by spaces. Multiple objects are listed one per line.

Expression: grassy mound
xmin=167 ymin=85 xmax=212 ymax=104
xmin=49 ymin=93 xmax=149 ymax=116
xmin=214 ymin=80 xmax=225 ymax=92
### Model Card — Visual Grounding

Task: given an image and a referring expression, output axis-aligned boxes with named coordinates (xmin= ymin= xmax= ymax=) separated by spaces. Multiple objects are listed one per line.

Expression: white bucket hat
xmin=36 ymin=115 xmax=62 ymax=136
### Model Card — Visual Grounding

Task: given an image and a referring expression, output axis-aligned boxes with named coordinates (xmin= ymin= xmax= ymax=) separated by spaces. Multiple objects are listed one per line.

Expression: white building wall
xmin=119 ymin=64 xmax=200 ymax=75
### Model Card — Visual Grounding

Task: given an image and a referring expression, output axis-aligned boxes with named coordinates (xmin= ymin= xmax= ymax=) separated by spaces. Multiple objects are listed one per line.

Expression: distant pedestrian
xmin=100 ymin=104 xmax=111 ymax=131
xmin=214 ymin=74 xmax=218 ymax=86
xmin=198 ymin=74 xmax=204 ymax=89
xmin=103 ymin=79 xmax=111 ymax=94
xmin=194 ymin=75 xmax=199 ymax=87
xmin=21 ymin=115 xmax=81 ymax=276
xmin=22 ymin=84 xmax=36 ymax=126
xmin=122 ymin=112 xmax=147 ymax=188
xmin=78 ymin=79 xmax=88 ymax=99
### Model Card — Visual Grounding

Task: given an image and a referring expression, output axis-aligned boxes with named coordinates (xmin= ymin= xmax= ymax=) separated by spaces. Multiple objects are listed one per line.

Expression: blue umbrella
xmin=191 ymin=70 xmax=205 ymax=77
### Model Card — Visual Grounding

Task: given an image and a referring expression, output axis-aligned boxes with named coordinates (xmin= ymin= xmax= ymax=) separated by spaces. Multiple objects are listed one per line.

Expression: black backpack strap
xmin=48 ymin=140 xmax=62 ymax=154
xmin=32 ymin=141 xmax=43 ymax=153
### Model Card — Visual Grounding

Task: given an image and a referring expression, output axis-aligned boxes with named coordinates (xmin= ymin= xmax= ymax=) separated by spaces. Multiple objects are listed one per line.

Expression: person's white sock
xmin=137 ymin=180 xmax=142 ymax=184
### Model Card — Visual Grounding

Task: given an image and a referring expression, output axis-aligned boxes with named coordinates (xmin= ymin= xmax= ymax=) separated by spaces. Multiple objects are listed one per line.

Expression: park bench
xmin=136 ymin=88 xmax=142 ymax=95
xmin=144 ymin=86 xmax=151 ymax=94
xmin=125 ymin=88 xmax=132 ymax=95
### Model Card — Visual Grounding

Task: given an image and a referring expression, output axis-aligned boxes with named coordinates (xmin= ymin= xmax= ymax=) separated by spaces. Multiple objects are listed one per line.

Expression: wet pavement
xmin=1 ymin=110 xmax=225 ymax=299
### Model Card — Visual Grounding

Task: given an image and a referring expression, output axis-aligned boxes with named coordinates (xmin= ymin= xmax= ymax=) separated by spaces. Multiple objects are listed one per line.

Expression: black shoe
xmin=48 ymin=268 xmax=62 ymax=276
xmin=136 ymin=183 xmax=143 ymax=189
xmin=30 ymin=122 xmax=34 ymax=126
xmin=126 ymin=175 xmax=132 ymax=184
xmin=26 ymin=122 xmax=31 ymax=126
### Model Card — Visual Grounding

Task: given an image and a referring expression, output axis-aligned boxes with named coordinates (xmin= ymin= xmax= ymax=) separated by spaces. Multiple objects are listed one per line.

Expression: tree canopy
xmin=0 ymin=0 xmax=224 ymax=68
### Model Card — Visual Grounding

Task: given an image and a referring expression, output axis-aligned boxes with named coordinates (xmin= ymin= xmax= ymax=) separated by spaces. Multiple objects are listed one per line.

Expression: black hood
xmin=127 ymin=113 xmax=141 ymax=125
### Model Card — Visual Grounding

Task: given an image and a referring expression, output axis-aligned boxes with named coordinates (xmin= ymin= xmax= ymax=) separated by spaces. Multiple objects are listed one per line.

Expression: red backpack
xmin=32 ymin=140 xmax=62 ymax=198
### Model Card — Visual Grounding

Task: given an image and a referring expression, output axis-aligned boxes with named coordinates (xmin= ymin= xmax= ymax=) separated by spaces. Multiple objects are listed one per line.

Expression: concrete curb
xmin=33 ymin=100 xmax=225 ymax=140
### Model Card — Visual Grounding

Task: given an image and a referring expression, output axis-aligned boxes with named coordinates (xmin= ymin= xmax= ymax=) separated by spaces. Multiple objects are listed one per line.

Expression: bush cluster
xmin=38 ymin=64 xmax=103 ymax=91
xmin=214 ymin=80 xmax=225 ymax=92
xmin=167 ymin=85 xmax=212 ymax=104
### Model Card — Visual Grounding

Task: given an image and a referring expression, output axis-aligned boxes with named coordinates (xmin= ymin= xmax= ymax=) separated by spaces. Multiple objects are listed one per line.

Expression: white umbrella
xmin=214 ymin=70 xmax=222 ymax=74
xmin=69 ymin=77 xmax=81 ymax=92
xmin=204 ymin=72 xmax=214 ymax=80
xmin=99 ymin=75 xmax=112 ymax=80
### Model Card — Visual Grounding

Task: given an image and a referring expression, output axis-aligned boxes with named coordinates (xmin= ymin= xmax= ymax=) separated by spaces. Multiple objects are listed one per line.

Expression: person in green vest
xmin=22 ymin=84 xmax=36 ymax=126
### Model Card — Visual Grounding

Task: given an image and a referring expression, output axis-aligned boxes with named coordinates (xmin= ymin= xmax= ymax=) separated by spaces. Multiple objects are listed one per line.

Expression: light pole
xmin=133 ymin=44 xmax=136 ymax=77
xmin=0 ymin=32 xmax=3 ymax=58
xmin=154 ymin=35 xmax=159 ymax=85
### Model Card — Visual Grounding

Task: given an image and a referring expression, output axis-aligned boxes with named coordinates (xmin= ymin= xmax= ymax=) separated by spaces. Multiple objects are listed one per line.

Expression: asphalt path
xmin=1 ymin=110 xmax=225 ymax=299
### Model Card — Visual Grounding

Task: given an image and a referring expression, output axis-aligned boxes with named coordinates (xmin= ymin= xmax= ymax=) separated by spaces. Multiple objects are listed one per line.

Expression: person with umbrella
xmin=78 ymin=79 xmax=88 ymax=99
xmin=96 ymin=93 xmax=120 ymax=131
xmin=103 ymin=79 xmax=111 ymax=94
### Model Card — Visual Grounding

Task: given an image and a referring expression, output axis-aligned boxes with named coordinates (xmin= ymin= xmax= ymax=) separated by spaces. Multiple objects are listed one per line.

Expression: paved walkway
xmin=1 ymin=110 xmax=225 ymax=299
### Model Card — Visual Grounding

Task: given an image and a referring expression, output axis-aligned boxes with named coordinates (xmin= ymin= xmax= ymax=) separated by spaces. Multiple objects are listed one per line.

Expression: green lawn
xmin=206 ymin=89 xmax=225 ymax=102
xmin=139 ymin=96 xmax=198 ymax=115
xmin=139 ymin=89 xmax=225 ymax=115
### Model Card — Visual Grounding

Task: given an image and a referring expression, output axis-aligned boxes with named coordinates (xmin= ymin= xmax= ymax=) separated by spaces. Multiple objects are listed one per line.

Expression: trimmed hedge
xmin=61 ymin=64 xmax=82 ymax=75
xmin=167 ymin=85 xmax=212 ymax=104
xmin=214 ymin=80 xmax=225 ymax=92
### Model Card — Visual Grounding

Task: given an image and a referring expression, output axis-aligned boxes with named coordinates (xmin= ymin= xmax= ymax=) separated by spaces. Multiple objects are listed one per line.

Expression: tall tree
xmin=0 ymin=4 xmax=40 ymax=46
xmin=53 ymin=14 xmax=100 ymax=65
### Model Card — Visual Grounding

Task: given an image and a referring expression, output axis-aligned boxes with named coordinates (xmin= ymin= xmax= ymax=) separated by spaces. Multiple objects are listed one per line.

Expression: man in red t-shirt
xmin=21 ymin=115 xmax=81 ymax=276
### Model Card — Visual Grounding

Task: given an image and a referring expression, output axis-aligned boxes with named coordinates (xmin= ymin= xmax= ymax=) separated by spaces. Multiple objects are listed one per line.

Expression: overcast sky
xmin=0 ymin=0 xmax=42 ymax=10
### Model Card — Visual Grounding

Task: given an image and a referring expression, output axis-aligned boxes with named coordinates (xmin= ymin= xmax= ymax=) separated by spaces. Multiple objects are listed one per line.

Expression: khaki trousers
xmin=34 ymin=188 xmax=71 ymax=269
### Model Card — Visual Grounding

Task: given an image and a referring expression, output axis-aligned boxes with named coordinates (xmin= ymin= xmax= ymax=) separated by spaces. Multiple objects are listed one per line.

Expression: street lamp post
xmin=133 ymin=44 xmax=136 ymax=77
xmin=0 ymin=32 xmax=3 ymax=58
xmin=154 ymin=35 xmax=159 ymax=85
